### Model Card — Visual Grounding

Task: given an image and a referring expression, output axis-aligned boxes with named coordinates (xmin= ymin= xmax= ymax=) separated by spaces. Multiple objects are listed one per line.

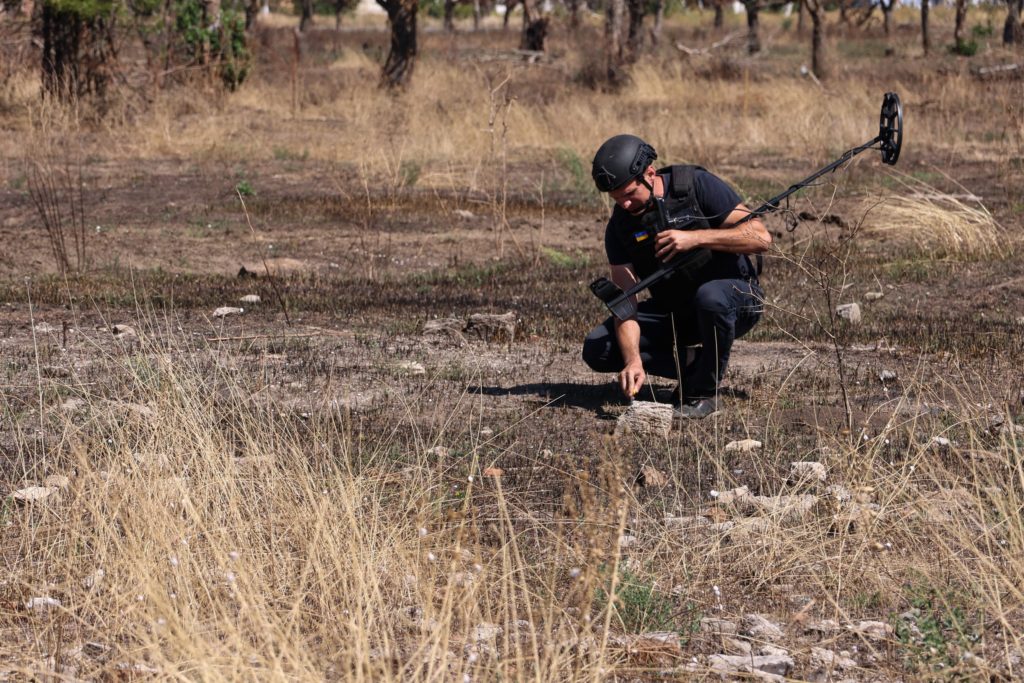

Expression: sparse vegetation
xmin=2 ymin=3 xmax=1023 ymax=682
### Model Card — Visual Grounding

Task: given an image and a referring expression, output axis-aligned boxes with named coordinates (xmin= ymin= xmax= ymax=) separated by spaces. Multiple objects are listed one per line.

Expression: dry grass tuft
xmin=861 ymin=175 xmax=1002 ymax=259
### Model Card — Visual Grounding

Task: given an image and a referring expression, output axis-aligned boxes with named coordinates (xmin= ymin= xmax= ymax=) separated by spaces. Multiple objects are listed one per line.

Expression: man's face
xmin=608 ymin=167 xmax=654 ymax=215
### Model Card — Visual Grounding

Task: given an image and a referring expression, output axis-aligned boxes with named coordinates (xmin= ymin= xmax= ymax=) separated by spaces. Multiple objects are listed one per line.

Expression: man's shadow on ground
xmin=469 ymin=381 xmax=749 ymax=417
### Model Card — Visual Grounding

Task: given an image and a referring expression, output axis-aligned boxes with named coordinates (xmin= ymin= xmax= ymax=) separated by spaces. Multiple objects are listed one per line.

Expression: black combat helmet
xmin=591 ymin=134 xmax=658 ymax=192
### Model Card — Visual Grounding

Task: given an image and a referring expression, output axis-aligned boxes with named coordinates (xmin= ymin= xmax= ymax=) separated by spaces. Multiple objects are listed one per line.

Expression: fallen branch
xmin=674 ymin=31 xmax=742 ymax=56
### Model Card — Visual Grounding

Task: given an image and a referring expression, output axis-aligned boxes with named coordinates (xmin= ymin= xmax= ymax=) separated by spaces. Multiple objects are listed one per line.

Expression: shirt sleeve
xmin=694 ymin=170 xmax=742 ymax=228
xmin=604 ymin=210 xmax=632 ymax=266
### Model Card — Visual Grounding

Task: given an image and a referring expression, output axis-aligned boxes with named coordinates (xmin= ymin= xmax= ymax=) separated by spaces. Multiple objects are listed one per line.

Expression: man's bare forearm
xmin=614 ymin=316 xmax=642 ymax=366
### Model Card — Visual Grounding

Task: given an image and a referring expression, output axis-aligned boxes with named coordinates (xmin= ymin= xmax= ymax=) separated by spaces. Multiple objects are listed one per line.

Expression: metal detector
xmin=589 ymin=92 xmax=904 ymax=321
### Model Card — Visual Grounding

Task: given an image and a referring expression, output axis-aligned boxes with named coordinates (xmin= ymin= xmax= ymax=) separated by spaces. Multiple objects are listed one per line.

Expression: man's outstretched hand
xmin=619 ymin=358 xmax=646 ymax=399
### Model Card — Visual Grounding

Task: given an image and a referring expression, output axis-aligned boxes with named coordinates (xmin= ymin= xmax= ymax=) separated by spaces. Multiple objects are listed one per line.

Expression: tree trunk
xmin=953 ymin=0 xmax=967 ymax=46
xmin=1005 ymin=0 xmax=1022 ymax=44
xmin=921 ymin=0 xmax=929 ymax=54
xmin=745 ymin=0 xmax=760 ymax=53
xmin=443 ymin=0 xmax=455 ymax=31
xmin=606 ymin=0 xmax=626 ymax=84
xmin=567 ymin=0 xmax=580 ymax=30
xmin=881 ymin=0 xmax=892 ymax=36
xmin=473 ymin=0 xmax=480 ymax=30
xmin=520 ymin=0 xmax=547 ymax=51
xmin=626 ymin=0 xmax=645 ymax=59
xmin=806 ymin=0 xmax=827 ymax=79
xmin=714 ymin=0 xmax=723 ymax=29
xmin=299 ymin=0 xmax=313 ymax=32
xmin=39 ymin=0 xmax=117 ymax=100
xmin=797 ymin=0 xmax=804 ymax=36
xmin=377 ymin=0 xmax=417 ymax=88
xmin=651 ymin=0 xmax=664 ymax=45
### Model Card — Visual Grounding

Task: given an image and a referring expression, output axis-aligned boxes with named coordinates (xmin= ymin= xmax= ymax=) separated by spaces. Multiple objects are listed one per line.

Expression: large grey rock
xmin=615 ymin=401 xmax=673 ymax=438
xmin=850 ymin=620 xmax=893 ymax=640
xmin=708 ymin=653 xmax=793 ymax=678
xmin=700 ymin=617 xmax=739 ymax=635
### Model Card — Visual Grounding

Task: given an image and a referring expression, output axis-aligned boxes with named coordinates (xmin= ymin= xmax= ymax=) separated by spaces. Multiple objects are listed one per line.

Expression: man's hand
xmin=654 ymin=229 xmax=700 ymax=261
xmin=619 ymin=358 xmax=646 ymax=399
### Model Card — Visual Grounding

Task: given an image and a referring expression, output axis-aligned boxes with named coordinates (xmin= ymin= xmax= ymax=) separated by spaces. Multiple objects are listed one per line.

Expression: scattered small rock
xmin=836 ymin=302 xmax=862 ymax=324
xmin=788 ymin=461 xmax=827 ymax=485
xmin=636 ymin=465 xmax=668 ymax=488
xmin=741 ymin=613 xmax=784 ymax=642
xmin=111 ymin=324 xmax=137 ymax=338
xmin=61 ymin=398 xmax=86 ymax=412
xmin=713 ymin=485 xmax=751 ymax=506
xmin=465 ymin=312 xmax=516 ymax=344
xmin=43 ymin=474 xmax=71 ymax=489
xmin=864 ymin=291 xmax=884 ymax=301
xmin=25 ymin=596 xmax=62 ymax=611
xmin=708 ymin=653 xmax=793 ymax=678
xmin=615 ymin=401 xmax=673 ymax=439
xmin=482 ymin=467 xmax=503 ymax=478
xmin=33 ymin=323 xmax=58 ymax=334
xmin=424 ymin=446 xmax=451 ymax=458
xmin=850 ymin=620 xmax=893 ymax=640
xmin=665 ymin=515 xmax=712 ymax=532
xmin=700 ymin=617 xmax=739 ymax=635
xmin=454 ymin=209 xmax=475 ymax=219
xmin=10 ymin=486 xmax=59 ymax=503
xmin=811 ymin=646 xmax=857 ymax=670
xmin=479 ymin=427 xmax=494 ymax=437
xmin=239 ymin=294 xmax=261 ymax=304
xmin=213 ymin=306 xmax=244 ymax=318
xmin=879 ymin=369 xmax=898 ymax=382
xmin=930 ymin=435 xmax=951 ymax=449
xmin=395 ymin=360 xmax=426 ymax=376
xmin=804 ymin=618 xmax=841 ymax=636
xmin=618 ymin=534 xmax=638 ymax=549
xmin=725 ymin=438 xmax=762 ymax=453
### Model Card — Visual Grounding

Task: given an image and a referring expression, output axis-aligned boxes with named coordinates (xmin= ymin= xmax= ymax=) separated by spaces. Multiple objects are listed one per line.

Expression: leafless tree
xmin=651 ymin=0 xmax=664 ymax=45
xmin=921 ymin=0 xmax=930 ymax=54
xmin=713 ymin=0 xmax=724 ymax=30
xmin=520 ymin=0 xmax=547 ymax=51
xmin=606 ymin=0 xmax=627 ymax=83
xmin=626 ymin=0 xmax=646 ymax=58
xmin=377 ymin=0 xmax=418 ymax=88
xmin=880 ymin=0 xmax=894 ymax=37
xmin=954 ymin=0 xmax=968 ymax=48
xmin=804 ymin=0 xmax=828 ymax=79
xmin=744 ymin=0 xmax=761 ymax=53
xmin=444 ymin=0 xmax=455 ymax=31
xmin=1005 ymin=0 xmax=1022 ymax=44
xmin=299 ymin=0 xmax=313 ymax=32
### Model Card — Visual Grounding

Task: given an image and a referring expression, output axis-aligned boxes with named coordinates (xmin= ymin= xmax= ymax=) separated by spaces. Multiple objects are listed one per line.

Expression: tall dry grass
xmin=4 ymin=320 xmax=1024 ymax=679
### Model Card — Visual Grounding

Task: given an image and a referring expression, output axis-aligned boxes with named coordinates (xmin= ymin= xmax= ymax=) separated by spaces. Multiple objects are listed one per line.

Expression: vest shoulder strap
xmin=656 ymin=164 xmax=706 ymax=203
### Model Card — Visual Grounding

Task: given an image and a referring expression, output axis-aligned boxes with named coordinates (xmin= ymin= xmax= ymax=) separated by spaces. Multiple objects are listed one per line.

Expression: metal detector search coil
xmin=589 ymin=92 xmax=904 ymax=321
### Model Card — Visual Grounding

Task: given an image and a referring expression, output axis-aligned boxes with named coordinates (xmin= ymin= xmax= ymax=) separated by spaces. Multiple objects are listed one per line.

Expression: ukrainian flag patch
xmin=633 ymin=231 xmax=650 ymax=243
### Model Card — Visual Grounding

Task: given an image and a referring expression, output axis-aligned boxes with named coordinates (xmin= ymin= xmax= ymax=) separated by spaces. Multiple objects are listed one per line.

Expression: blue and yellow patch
xmin=633 ymin=231 xmax=651 ymax=243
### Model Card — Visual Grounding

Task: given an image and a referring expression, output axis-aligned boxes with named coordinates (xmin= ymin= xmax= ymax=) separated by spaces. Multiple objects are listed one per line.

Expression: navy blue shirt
xmin=605 ymin=169 xmax=742 ymax=266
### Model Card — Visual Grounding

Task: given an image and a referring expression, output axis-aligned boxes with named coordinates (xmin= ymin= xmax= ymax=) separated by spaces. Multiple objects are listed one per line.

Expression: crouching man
xmin=582 ymin=135 xmax=771 ymax=419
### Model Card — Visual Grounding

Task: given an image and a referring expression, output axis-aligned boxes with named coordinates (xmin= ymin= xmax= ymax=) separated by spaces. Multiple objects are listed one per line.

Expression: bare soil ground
xmin=2 ymin=13 xmax=1024 ymax=682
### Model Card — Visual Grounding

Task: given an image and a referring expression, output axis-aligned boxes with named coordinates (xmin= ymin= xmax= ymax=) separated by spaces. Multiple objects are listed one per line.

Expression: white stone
xmin=742 ymin=613 xmax=784 ymax=641
xmin=864 ymin=291 xmax=884 ymax=301
xmin=213 ymin=307 xmax=244 ymax=318
xmin=11 ymin=486 xmax=59 ymax=503
xmin=25 ymin=596 xmax=62 ymax=611
xmin=709 ymin=653 xmax=793 ymax=678
xmin=239 ymin=294 xmax=261 ymax=304
xmin=836 ymin=302 xmax=862 ymax=323
xmin=716 ymin=485 xmax=751 ymax=505
xmin=111 ymin=324 xmax=137 ymax=338
xmin=700 ymin=617 xmax=739 ymax=635
xmin=615 ymin=401 xmax=673 ymax=438
xmin=43 ymin=474 xmax=71 ymax=489
xmin=725 ymin=439 xmax=762 ymax=453
xmin=879 ymin=369 xmax=898 ymax=381
xmin=931 ymin=436 xmax=951 ymax=448
xmin=788 ymin=461 xmax=827 ymax=484
xmin=850 ymin=620 xmax=893 ymax=640
xmin=395 ymin=360 xmax=426 ymax=376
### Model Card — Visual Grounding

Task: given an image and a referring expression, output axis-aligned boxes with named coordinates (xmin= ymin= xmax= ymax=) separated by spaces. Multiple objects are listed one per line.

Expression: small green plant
xmin=555 ymin=148 xmax=597 ymax=200
xmin=950 ymin=39 xmax=979 ymax=57
xmin=894 ymin=581 xmax=980 ymax=674
xmin=971 ymin=23 xmax=993 ymax=38
xmin=595 ymin=565 xmax=698 ymax=636
xmin=235 ymin=179 xmax=255 ymax=196
xmin=399 ymin=160 xmax=421 ymax=188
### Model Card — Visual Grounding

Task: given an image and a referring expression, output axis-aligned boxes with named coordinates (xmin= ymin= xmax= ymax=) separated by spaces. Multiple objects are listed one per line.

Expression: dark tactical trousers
xmin=582 ymin=278 xmax=764 ymax=399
